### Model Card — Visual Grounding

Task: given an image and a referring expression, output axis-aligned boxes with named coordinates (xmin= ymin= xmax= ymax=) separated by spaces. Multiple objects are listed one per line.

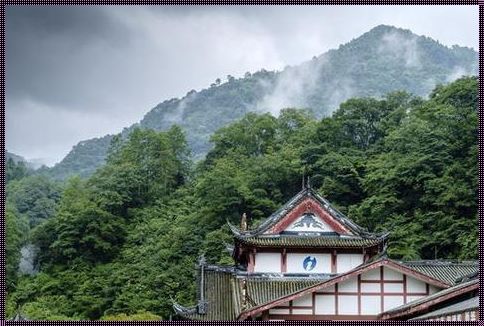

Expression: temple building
xmin=173 ymin=186 xmax=478 ymax=320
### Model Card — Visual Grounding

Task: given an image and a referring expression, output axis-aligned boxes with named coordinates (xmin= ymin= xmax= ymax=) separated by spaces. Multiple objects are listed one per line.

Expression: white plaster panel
xmin=429 ymin=285 xmax=439 ymax=295
xmin=338 ymin=278 xmax=357 ymax=292
xmin=292 ymin=294 xmax=312 ymax=307
xmin=316 ymin=285 xmax=335 ymax=293
xmin=292 ymin=309 xmax=313 ymax=315
xmin=361 ymin=268 xmax=381 ymax=280
xmin=407 ymin=295 xmax=425 ymax=302
xmin=383 ymin=283 xmax=403 ymax=293
xmin=286 ymin=213 xmax=335 ymax=233
xmin=286 ymin=253 xmax=331 ymax=273
xmin=269 ymin=309 xmax=290 ymax=315
xmin=406 ymin=276 xmax=426 ymax=293
xmin=315 ymin=295 xmax=335 ymax=314
xmin=338 ymin=295 xmax=358 ymax=315
xmin=254 ymin=252 xmax=281 ymax=273
xmin=383 ymin=267 xmax=403 ymax=280
xmin=361 ymin=295 xmax=381 ymax=315
xmin=336 ymin=254 xmax=363 ymax=273
xmin=383 ymin=296 xmax=404 ymax=311
xmin=361 ymin=282 xmax=381 ymax=293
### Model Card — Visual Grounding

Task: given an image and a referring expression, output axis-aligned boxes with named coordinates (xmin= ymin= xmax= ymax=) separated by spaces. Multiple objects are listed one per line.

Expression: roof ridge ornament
xmin=240 ymin=213 xmax=248 ymax=231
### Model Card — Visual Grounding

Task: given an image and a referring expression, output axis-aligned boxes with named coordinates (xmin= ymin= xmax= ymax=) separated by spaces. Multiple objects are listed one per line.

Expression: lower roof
xmin=174 ymin=259 xmax=478 ymax=321
xmin=401 ymin=260 xmax=478 ymax=285
xmin=410 ymin=296 xmax=478 ymax=320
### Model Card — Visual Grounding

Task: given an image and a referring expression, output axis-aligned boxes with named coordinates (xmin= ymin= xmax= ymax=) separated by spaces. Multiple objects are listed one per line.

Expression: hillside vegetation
xmin=6 ymin=76 xmax=477 ymax=320
xmin=41 ymin=25 xmax=477 ymax=180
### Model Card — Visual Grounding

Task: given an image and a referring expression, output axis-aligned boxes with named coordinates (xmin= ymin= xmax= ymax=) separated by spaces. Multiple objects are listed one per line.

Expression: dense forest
xmin=39 ymin=25 xmax=477 ymax=180
xmin=6 ymin=76 xmax=477 ymax=320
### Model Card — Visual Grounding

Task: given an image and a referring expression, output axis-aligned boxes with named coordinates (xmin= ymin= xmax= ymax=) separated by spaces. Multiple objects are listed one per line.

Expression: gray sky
xmin=6 ymin=5 xmax=478 ymax=166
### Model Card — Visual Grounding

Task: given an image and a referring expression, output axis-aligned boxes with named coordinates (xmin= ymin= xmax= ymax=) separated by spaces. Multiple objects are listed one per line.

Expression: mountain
xmin=43 ymin=25 xmax=478 ymax=180
xmin=6 ymin=151 xmax=28 ymax=164
xmin=6 ymin=151 xmax=44 ymax=170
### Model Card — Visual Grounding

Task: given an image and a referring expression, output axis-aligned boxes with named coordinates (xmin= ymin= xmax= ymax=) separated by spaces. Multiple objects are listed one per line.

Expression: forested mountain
xmin=7 ymin=76 xmax=477 ymax=320
xmin=43 ymin=25 xmax=477 ymax=180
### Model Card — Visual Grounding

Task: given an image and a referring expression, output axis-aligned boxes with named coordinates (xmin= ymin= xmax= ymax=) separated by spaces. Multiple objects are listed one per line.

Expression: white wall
xmin=361 ymin=268 xmax=380 ymax=280
xmin=384 ymin=283 xmax=404 ymax=293
xmin=336 ymin=254 xmax=363 ymax=272
xmin=361 ymin=282 xmax=380 ymax=293
xmin=293 ymin=294 xmax=312 ymax=307
xmin=383 ymin=296 xmax=404 ymax=311
xmin=315 ymin=295 xmax=335 ymax=314
xmin=406 ymin=275 xmax=427 ymax=293
xmin=339 ymin=278 xmax=357 ymax=292
xmin=254 ymin=252 xmax=281 ymax=273
xmin=286 ymin=253 xmax=331 ymax=273
xmin=338 ymin=295 xmax=358 ymax=315
xmin=383 ymin=267 xmax=403 ymax=280
xmin=361 ymin=295 xmax=380 ymax=315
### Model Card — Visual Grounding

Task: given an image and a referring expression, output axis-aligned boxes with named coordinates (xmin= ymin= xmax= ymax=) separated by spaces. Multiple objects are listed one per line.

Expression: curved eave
xmin=233 ymin=234 xmax=387 ymax=249
xmin=172 ymin=301 xmax=197 ymax=318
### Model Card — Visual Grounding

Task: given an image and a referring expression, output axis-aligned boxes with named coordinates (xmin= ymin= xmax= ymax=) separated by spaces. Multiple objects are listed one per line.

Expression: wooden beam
xmin=267 ymin=314 xmax=378 ymax=320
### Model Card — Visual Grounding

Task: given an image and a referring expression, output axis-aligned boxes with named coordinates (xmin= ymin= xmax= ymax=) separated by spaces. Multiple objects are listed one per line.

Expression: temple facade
xmin=173 ymin=186 xmax=478 ymax=320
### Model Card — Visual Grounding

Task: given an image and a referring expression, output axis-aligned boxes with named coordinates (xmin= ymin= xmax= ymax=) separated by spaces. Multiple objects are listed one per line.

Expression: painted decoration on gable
xmin=303 ymin=256 xmax=317 ymax=271
xmin=286 ymin=213 xmax=335 ymax=233
xmin=293 ymin=213 xmax=324 ymax=229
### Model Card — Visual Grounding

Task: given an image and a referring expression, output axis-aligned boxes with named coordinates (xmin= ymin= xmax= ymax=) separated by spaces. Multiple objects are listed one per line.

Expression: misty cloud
xmin=6 ymin=5 xmax=478 ymax=165
xmin=378 ymin=31 xmax=420 ymax=67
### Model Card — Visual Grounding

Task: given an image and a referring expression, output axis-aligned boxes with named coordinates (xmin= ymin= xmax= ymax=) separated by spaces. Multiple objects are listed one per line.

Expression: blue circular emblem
xmin=303 ymin=256 xmax=317 ymax=271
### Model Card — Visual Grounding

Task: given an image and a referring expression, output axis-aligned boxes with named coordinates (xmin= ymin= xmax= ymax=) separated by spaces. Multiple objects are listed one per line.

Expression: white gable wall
xmin=267 ymin=265 xmax=442 ymax=319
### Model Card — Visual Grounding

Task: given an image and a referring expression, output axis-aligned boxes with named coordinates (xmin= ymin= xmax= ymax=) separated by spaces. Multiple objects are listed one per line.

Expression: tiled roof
xmin=411 ymin=296 xmax=478 ymax=320
xmin=173 ymin=268 xmax=240 ymax=320
xmin=229 ymin=187 xmax=381 ymax=238
xmin=402 ymin=260 xmax=478 ymax=285
xmin=235 ymin=234 xmax=384 ymax=248
xmin=379 ymin=277 xmax=478 ymax=319
xmin=173 ymin=268 xmax=330 ymax=320
xmin=245 ymin=277 xmax=327 ymax=308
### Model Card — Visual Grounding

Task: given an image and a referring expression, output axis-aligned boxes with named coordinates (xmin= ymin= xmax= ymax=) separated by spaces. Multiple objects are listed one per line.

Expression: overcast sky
xmin=6 ymin=5 xmax=478 ymax=166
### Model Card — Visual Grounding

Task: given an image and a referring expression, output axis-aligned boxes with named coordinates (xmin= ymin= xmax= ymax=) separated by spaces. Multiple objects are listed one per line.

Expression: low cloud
xmin=378 ymin=30 xmax=420 ymax=67
xmin=6 ymin=6 xmax=478 ymax=164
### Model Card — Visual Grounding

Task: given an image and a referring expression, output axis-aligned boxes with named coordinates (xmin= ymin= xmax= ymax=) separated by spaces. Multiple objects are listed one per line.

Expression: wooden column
xmin=262 ymin=310 xmax=269 ymax=320
xmin=281 ymin=249 xmax=287 ymax=273
xmin=357 ymin=275 xmax=361 ymax=315
xmin=380 ymin=266 xmax=384 ymax=312
xmin=403 ymin=275 xmax=407 ymax=304
xmin=331 ymin=250 xmax=337 ymax=273
xmin=248 ymin=249 xmax=256 ymax=273
xmin=335 ymin=283 xmax=339 ymax=315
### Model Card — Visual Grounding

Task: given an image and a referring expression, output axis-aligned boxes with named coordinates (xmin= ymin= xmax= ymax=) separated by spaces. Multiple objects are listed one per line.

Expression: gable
xmin=239 ymin=259 xmax=449 ymax=320
xmin=264 ymin=197 xmax=352 ymax=235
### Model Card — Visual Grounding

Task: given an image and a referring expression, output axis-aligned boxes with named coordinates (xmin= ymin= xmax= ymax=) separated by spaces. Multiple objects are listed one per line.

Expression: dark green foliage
xmin=6 ymin=202 xmax=28 ymax=290
xmin=5 ymin=157 xmax=31 ymax=183
xmin=7 ymin=175 xmax=62 ymax=227
xmin=42 ymin=25 xmax=477 ymax=181
xmin=8 ymin=76 xmax=476 ymax=320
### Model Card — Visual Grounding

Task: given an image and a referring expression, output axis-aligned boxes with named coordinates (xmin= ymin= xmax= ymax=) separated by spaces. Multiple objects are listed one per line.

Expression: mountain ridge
xmin=41 ymin=24 xmax=478 ymax=180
